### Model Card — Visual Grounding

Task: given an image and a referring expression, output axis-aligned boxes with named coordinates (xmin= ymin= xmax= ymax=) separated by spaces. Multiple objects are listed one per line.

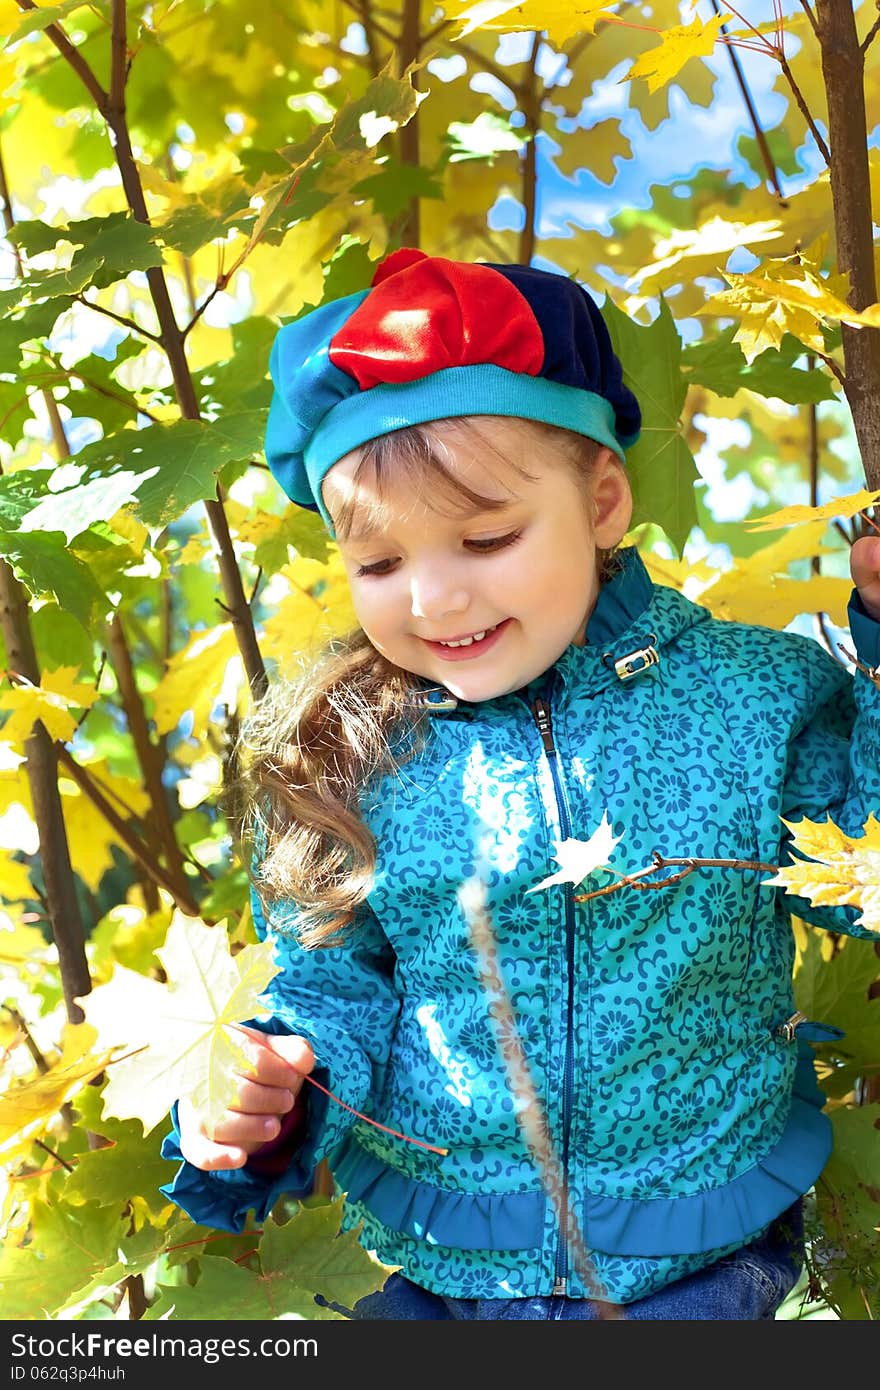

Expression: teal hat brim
xmin=303 ymin=365 xmax=635 ymax=534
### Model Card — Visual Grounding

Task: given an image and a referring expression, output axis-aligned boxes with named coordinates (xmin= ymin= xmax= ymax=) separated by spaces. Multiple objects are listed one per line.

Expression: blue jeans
xmin=340 ymin=1201 xmax=804 ymax=1321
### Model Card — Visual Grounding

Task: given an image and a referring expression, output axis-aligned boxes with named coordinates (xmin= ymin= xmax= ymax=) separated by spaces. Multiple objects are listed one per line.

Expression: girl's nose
xmin=409 ymin=570 xmax=470 ymax=622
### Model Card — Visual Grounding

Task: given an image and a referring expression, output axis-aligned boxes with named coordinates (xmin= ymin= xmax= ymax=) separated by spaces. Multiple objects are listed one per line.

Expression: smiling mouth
xmin=435 ymin=624 xmax=500 ymax=648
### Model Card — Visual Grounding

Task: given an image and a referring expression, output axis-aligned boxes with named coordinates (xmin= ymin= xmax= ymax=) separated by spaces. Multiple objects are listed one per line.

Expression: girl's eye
xmin=355 ymin=558 xmax=397 ymax=577
xmin=354 ymin=530 xmax=522 ymax=578
xmin=466 ymin=530 xmax=522 ymax=553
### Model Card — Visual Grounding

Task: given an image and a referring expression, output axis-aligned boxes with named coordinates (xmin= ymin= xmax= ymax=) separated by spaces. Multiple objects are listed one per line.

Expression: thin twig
xmin=32 ymin=1137 xmax=75 ymax=1172
xmin=710 ymin=0 xmax=786 ymax=201
xmin=799 ymin=0 xmax=819 ymax=39
xmin=73 ymin=292 xmax=162 ymax=344
xmin=574 ymin=852 xmax=778 ymax=904
xmin=72 ymin=651 xmax=108 ymax=735
xmin=2 ymin=1004 xmax=50 ymax=1073
xmin=813 ymin=348 xmax=846 ymax=387
xmin=183 ymin=273 xmax=232 ymax=340
xmin=813 ymin=610 xmax=839 ymax=660
xmin=247 ymin=568 xmax=264 ymax=608
xmin=340 ymin=0 xmax=398 ymax=47
xmin=778 ymin=54 xmax=831 ymax=165
xmin=452 ymin=38 xmax=523 ymax=96
xmin=13 ymin=1 xmax=110 ymax=114
xmin=861 ymin=14 xmax=880 ymax=55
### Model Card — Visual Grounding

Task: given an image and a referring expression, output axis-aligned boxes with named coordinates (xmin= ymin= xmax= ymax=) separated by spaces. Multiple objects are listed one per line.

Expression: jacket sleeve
xmin=160 ymin=887 xmax=402 ymax=1233
xmin=776 ymin=587 xmax=880 ymax=941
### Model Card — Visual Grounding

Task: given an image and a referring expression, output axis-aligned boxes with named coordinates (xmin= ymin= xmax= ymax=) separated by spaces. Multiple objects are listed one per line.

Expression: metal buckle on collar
xmin=776 ymin=1011 xmax=808 ymax=1043
xmin=612 ymin=639 xmax=659 ymax=682
xmin=412 ymin=687 xmax=459 ymax=712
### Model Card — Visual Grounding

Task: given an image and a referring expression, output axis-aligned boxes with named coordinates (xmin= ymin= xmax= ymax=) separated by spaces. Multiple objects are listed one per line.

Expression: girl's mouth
xmin=422 ymin=619 xmax=511 ymax=661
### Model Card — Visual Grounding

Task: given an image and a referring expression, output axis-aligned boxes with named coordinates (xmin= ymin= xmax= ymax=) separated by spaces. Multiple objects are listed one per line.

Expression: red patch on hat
xmin=331 ymin=255 xmax=545 ymax=389
xmin=371 ymin=247 xmax=428 ymax=285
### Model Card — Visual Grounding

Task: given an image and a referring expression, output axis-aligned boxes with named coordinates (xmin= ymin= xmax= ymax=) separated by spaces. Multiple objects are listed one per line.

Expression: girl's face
xmin=322 ymin=419 xmax=633 ymax=702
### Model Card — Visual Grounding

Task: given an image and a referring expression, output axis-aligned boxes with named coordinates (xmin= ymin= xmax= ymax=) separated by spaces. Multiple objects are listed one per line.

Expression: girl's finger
xmin=232 ymin=1027 xmax=315 ymax=1088
xmin=850 ymin=535 xmax=880 ymax=588
xmin=227 ymin=1079 xmax=297 ymax=1116
xmin=177 ymin=1099 xmax=250 ymax=1171
xmin=206 ymin=1110 xmax=283 ymax=1149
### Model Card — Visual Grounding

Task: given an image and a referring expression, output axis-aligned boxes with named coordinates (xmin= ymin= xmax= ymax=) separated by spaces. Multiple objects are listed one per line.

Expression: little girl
xmin=162 ymin=249 xmax=880 ymax=1320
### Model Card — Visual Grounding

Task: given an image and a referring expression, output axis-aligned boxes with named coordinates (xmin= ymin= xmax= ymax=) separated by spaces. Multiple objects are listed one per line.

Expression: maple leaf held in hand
xmin=526 ymin=812 xmax=624 ymax=894
xmin=76 ymin=913 xmax=281 ymax=1135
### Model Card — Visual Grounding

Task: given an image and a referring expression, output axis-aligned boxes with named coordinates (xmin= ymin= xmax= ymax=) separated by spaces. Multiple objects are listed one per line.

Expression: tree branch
xmin=798 ymin=0 xmax=819 ymax=39
xmin=711 ymin=0 xmax=786 ymax=202
xmin=0 ymin=134 xmax=91 ymax=1025
xmin=816 ymin=0 xmax=880 ymax=490
xmin=25 ymin=0 xmax=268 ymax=698
xmin=73 ymin=292 xmax=162 ymax=344
xmin=460 ymin=871 xmax=620 ymax=1315
xmin=105 ymin=610 xmax=193 ymax=903
xmin=340 ymin=0 xmax=398 ymax=49
xmin=861 ymin=14 xmax=880 ymax=55
xmin=573 ymin=852 xmax=779 ymax=903
xmin=451 ymin=38 xmax=523 ymax=97
xmin=396 ymin=0 xmax=422 ymax=249
xmin=777 ymin=53 xmax=831 ymax=165
xmin=518 ymin=32 xmax=542 ymax=267
xmin=55 ymin=744 xmax=200 ymax=914
xmin=182 ymin=274 xmax=232 ymax=339
xmin=13 ymin=1 xmax=110 ymax=114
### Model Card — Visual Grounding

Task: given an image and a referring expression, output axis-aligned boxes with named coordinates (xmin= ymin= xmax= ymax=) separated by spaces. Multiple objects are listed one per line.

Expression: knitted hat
xmin=264 ymin=248 xmax=641 ymax=533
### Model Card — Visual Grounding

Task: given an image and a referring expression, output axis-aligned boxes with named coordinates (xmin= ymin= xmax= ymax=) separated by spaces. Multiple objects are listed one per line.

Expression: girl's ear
xmin=590 ymin=448 xmax=633 ymax=547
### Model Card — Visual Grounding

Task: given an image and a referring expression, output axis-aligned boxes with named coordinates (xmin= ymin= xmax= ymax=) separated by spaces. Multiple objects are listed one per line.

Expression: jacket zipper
xmin=531 ymin=694 xmax=576 ymax=1298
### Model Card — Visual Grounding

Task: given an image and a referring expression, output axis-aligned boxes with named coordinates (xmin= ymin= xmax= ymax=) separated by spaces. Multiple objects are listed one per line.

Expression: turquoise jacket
xmin=162 ymin=547 xmax=880 ymax=1303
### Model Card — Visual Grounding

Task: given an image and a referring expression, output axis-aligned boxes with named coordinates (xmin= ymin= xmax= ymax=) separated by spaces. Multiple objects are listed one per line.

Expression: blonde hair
xmin=231 ymin=416 xmax=624 ymax=947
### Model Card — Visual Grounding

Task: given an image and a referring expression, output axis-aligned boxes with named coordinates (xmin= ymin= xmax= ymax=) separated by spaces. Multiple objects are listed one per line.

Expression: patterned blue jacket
xmin=162 ymin=546 xmax=880 ymax=1303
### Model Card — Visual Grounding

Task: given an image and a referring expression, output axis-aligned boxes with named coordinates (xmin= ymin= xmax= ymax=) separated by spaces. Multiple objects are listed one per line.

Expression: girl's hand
xmin=851 ymin=535 xmax=880 ymax=622
xmin=177 ymin=1024 xmax=315 ymax=1172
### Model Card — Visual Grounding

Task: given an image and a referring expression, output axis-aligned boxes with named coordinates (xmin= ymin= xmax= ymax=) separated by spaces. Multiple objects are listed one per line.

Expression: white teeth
xmin=438 ymin=626 xmax=494 ymax=648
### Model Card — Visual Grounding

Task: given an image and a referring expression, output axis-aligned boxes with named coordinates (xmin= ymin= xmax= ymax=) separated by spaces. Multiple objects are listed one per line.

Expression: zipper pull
xmin=532 ymin=697 xmax=556 ymax=755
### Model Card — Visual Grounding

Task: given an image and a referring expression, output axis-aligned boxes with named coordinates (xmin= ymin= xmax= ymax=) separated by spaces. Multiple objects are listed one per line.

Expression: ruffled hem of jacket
xmin=333 ymin=1049 xmax=831 ymax=1257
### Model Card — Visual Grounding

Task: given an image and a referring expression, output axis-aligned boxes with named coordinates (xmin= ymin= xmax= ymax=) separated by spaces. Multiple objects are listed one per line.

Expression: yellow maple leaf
xmin=763 ymin=814 xmax=880 ymax=934
xmin=261 ymin=550 xmax=358 ymax=669
xmin=444 ymin=0 xmax=614 ymax=43
xmin=76 ymin=913 xmax=282 ymax=1135
xmin=0 ymin=912 xmax=46 ymax=964
xmin=151 ymin=623 xmax=244 ymax=737
xmin=705 ymin=574 xmax=852 ymax=630
xmin=641 ymin=525 xmax=851 ymax=628
xmin=703 ymin=253 xmax=880 ymax=363
xmin=59 ymin=764 xmax=151 ymax=894
xmin=0 ymin=668 xmax=99 ymax=748
xmin=627 ymin=216 xmax=783 ymax=295
xmin=0 ymin=852 xmax=34 ymax=904
xmin=0 ymin=1024 xmax=113 ymax=1164
xmin=626 ymin=14 xmax=730 ymax=94
xmin=743 ymin=488 xmax=880 ymax=531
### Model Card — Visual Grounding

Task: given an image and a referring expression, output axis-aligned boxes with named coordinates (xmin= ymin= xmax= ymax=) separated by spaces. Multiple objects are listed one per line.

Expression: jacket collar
xmin=414 ymin=545 xmax=711 ymax=711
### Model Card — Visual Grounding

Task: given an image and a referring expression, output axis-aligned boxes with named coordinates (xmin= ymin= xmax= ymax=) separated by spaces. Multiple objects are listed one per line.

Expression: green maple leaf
xmin=0 ymin=1201 xmax=127 ymax=1321
xmin=65 ymin=1085 xmax=177 ymax=1213
xmin=602 ymin=294 xmax=698 ymax=555
xmin=145 ymin=1198 xmax=394 ymax=1320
